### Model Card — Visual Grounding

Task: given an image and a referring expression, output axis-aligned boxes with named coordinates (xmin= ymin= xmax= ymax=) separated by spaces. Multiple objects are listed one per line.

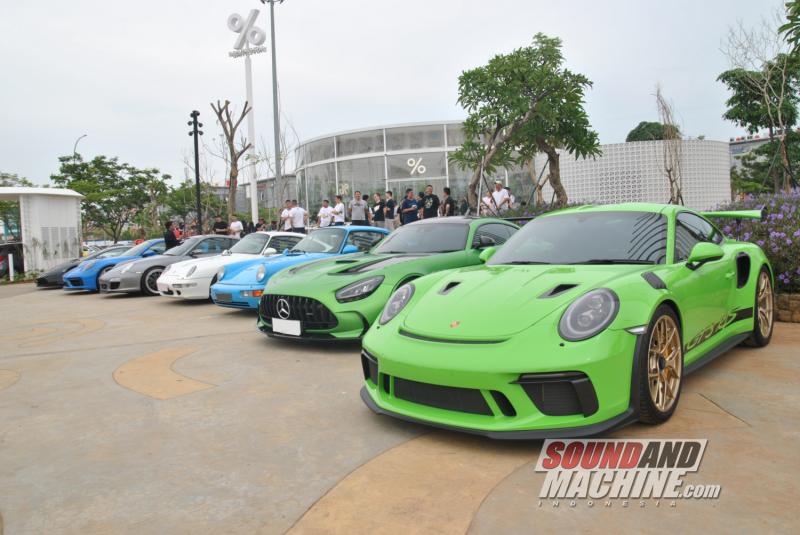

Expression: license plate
xmin=216 ymin=292 xmax=232 ymax=302
xmin=272 ymin=318 xmax=301 ymax=336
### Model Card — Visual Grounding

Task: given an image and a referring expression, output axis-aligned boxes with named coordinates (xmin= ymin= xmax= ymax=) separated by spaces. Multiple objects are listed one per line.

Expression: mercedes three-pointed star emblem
xmin=277 ymin=298 xmax=291 ymax=319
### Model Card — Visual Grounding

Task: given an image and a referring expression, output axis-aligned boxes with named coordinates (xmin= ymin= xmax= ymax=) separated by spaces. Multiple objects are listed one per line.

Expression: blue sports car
xmin=210 ymin=226 xmax=389 ymax=309
xmin=63 ymin=239 xmax=166 ymax=291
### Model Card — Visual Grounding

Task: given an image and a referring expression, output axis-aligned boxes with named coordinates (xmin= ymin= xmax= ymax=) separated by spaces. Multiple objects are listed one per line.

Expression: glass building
xmin=293 ymin=121 xmax=535 ymax=214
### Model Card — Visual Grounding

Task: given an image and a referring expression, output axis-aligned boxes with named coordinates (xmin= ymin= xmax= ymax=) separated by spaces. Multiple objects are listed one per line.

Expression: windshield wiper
xmin=379 ymin=250 xmax=410 ymax=254
xmin=569 ymin=259 xmax=654 ymax=265
xmin=504 ymin=260 xmax=552 ymax=265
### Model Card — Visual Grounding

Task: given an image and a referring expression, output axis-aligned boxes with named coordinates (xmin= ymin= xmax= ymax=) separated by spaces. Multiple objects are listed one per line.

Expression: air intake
xmin=439 ymin=281 xmax=461 ymax=295
xmin=539 ymin=284 xmax=578 ymax=298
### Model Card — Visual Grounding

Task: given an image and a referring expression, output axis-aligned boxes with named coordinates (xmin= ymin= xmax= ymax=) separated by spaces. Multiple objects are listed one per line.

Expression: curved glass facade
xmin=293 ymin=121 xmax=532 ymax=214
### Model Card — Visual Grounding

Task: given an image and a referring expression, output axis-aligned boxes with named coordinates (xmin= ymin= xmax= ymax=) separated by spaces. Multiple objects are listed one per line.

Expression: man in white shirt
xmin=280 ymin=200 xmax=292 ymax=231
xmin=317 ymin=199 xmax=334 ymax=227
xmin=332 ymin=195 xmax=346 ymax=226
xmin=290 ymin=199 xmax=307 ymax=234
xmin=229 ymin=215 xmax=244 ymax=238
xmin=482 ymin=180 xmax=510 ymax=215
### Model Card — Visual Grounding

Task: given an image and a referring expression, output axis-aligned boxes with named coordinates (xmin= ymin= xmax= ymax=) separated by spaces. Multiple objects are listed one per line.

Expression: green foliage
xmin=0 ymin=172 xmax=33 ymax=239
xmin=51 ymin=155 xmax=170 ymax=242
xmin=449 ymin=33 xmax=600 ymax=206
xmin=625 ymin=121 xmax=681 ymax=142
xmin=163 ymin=179 xmax=226 ymax=231
xmin=780 ymin=0 xmax=800 ymax=54
xmin=732 ymin=132 xmax=800 ymax=194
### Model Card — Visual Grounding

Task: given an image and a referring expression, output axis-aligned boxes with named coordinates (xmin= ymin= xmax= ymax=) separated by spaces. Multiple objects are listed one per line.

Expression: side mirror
xmin=479 ymin=246 xmax=497 ymax=263
xmin=221 ymin=249 xmax=230 ymax=256
xmin=264 ymin=247 xmax=278 ymax=256
xmin=142 ymin=251 xmax=156 ymax=257
xmin=342 ymin=244 xmax=359 ymax=254
xmin=475 ymin=235 xmax=496 ymax=249
xmin=686 ymin=242 xmax=724 ymax=269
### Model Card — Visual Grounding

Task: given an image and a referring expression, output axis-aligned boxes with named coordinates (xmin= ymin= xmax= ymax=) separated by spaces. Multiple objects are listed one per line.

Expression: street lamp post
xmin=261 ymin=0 xmax=284 ymax=200
xmin=188 ymin=111 xmax=204 ymax=233
xmin=73 ymin=134 xmax=87 ymax=158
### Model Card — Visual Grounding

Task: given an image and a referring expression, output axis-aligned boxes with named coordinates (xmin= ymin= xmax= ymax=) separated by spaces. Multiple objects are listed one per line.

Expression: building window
xmin=336 ymin=129 xmax=384 ymax=157
xmin=386 ymin=125 xmax=445 ymax=151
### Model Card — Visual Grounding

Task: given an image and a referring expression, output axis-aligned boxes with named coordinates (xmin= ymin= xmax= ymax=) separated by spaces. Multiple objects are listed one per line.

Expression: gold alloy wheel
xmin=647 ymin=315 xmax=682 ymax=412
xmin=757 ymin=270 xmax=774 ymax=338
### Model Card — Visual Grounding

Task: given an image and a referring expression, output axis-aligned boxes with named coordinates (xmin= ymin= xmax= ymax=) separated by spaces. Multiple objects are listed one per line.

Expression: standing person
xmin=491 ymin=180 xmax=511 ymax=214
xmin=459 ymin=197 xmax=469 ymax=215
xmin=384 ymin=190 xmax=397 ymax=231
xmin=317 ymin=199 xmax=334 ymax=227
xmin=420 ymin=184 xmax=440 ymax=219
xmin=332 ymin=195 xmax=346 ymax=226
xmin=290 ymin=200 xmax=307 ymax=233
xmin=349 ymin=191 xmax=368 ymax=226
xmin=362 ymin=193 xmax=373 ymax=226
xmin=400 ymin=188 xmax=419 ymax=225
xmin=255 ymin=217 xmax=266 ymax=231
xmin=280 ymin=200 xmax=293 ymax=231
xmin=212 ymin=215 xmax=228 ymax=235
xmin=440 ymin=187 xmax=456 ymax=217
xmin=371 ymin=193 xmax=386 ymax=228
xmin=164 ymin=221 xmax=180 ymax=250
xmin=504 ymin=187 xmax=516 ymax=210
xmin=229 ymin=215 xmax=244 ymax=238
xmin=173 ymin=222 xmax=183 ymax=240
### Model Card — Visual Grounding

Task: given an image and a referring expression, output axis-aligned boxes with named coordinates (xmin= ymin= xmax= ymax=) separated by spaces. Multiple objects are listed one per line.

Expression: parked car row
xmin=41 ymin=204 xmax=775 ymax=439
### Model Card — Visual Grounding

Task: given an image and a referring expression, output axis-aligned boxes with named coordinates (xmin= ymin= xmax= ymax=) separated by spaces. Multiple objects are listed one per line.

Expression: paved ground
xmin=1 ymin=283 xmax=798 ymax=534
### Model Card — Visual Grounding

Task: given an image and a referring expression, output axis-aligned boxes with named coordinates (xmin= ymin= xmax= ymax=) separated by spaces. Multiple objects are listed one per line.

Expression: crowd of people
xmin=158 ymin=181 xmax=519 ymax=248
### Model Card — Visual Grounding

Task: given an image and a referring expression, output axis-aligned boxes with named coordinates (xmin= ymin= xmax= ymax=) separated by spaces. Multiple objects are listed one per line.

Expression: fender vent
xmin=539 ymin=284 xmax=578 ymax=298
xmin=736 ymin=253 xmax=750 ymax=289
xmin=439 ymin=281 xmax=461 ymax=295
xmin=642 ymin=272 xmax=667 ymax=290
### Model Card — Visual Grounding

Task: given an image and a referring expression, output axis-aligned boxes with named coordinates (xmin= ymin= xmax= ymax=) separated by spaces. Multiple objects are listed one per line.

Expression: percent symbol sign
xmin=407 ymin=158 xmax=426 ymax=175
xmin=228 ymin=9 xmax=267 ymax=50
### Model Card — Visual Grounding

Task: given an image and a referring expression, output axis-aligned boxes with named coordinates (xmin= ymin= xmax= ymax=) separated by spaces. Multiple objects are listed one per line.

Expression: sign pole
xmin=245 ymin=52 xmax=259 ymax=223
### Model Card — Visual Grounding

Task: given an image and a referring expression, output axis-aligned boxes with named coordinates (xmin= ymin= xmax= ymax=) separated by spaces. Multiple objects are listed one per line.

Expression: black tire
xmin=636 ymin=304 xmax=684 ymax=425
xmin=208 ymin=276 xmax=217 ymax=300
xmin=95 ymin=266 xmax=113 ymax=292
xmin=746 ymin=266 xmax=774 ymax=347
xmin=141 ymin=267 xmax=164 ymax=296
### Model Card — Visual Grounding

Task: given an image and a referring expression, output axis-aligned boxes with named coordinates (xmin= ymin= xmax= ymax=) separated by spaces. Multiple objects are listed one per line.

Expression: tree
xmin=732 ymin=132 xmax=800 ymax=196
xmin=625 ymin=121 xmax=681 ymax=142
xmin=720 ymin=13 xmax=800 ymax=191
xmin=51 ymin=155 xmax=169 ymax=242
xmin=655 ymin=87 xmax=684 ymax=205
xmin=450 ymin=33 xmax=600 ymax=208
xmin=0 ymin=172 xmax=33 ymax=240
xmin=164 ymin=179 xmax=225 ymax=230
xmin=779 ymin=0 xmax=800 ymax=54
xmin=210 ymin=100 xmax=252 ymax=218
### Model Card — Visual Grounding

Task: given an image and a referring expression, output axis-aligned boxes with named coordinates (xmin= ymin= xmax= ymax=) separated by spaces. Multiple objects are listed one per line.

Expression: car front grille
xmin=393 ymin=377 xmax=493 ymax=416
xmin=260 ymin=294 xmax=338 ymax=330
xmin=67 ymin=277 xmax=83 ymax=286
xmin=513 ymin=372 xmax=599 ymax=417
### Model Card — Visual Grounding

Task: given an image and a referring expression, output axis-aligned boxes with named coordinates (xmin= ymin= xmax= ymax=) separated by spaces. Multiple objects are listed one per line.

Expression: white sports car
xmin=156 ymin=231 xmax=304 ymax=300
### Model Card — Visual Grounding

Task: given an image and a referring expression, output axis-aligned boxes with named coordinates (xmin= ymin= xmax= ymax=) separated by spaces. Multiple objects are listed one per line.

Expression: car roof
xmin=261 ymin=231 xmax=305 ymax=237
xmin=543 ymin=203 xmax=699 ymax=217
xmin=343 ymin=225 xmax=390 ymax=233
xmin=408 ymin=216 xmax=517 ymax=226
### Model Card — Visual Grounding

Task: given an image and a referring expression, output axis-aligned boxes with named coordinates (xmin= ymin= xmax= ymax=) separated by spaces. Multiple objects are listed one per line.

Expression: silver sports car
xmin=99 ymin=235 xmax=238 ymax=296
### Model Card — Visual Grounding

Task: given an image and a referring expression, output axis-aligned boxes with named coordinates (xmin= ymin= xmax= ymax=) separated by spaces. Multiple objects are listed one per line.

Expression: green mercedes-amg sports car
xmin=257 ymin=217 xmax=519 ymax=340
xmin=361 ymin=203 xmax=774 ymax=439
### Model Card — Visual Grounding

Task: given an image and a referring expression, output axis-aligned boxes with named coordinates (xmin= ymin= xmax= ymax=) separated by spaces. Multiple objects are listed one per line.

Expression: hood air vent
xmin=539 ymin=283 xmax=578 ymax=299
xmin=439 ymin=281 xmax=461 ymax=295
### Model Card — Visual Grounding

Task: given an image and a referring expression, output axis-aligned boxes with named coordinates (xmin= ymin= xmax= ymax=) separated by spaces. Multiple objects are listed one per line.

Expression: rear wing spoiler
xmin=703 ymin=208 xmax=765 ymax=221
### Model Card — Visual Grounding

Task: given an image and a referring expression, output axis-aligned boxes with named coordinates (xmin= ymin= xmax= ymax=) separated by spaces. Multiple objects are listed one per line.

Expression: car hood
xmin=69 ymin=255 xmax=137 ymax=274
xmin=401 ymin=264 xmax=648 ymax=340
xmin=221 ymin=252 xmax=332 ymax=285
xmin=109 ymin=254 xmax=188 ymax=274
xmin=168 ymin=253 xmax=259 ymax=278
xmin=42 ymin=260 xmax=80 ymax=277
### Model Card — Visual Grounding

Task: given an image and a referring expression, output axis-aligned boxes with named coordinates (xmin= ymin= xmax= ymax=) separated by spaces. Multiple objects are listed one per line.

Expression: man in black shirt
xmin=421 ymin=184 xmax=440 ymax=219
xmin=384 ymin=190 xmax=397 ymax=231
xmin=441 ymin=187 xmax=456 ymax=217
xmin=371 ymin=192 xmax=386 ymax=228
xmin=164 ymin=221 xmax=180 ymax=250
xmin=212 ymin=215 xmax=228 ymax=235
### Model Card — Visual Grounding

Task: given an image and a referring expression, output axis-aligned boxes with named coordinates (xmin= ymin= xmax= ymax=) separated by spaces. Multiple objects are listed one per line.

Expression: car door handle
xmin=725 ymin=271 xmax=735 ymax=279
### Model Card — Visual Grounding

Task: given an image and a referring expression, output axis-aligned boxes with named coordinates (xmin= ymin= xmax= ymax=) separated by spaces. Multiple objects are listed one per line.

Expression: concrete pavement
xmin=0 ymin=284 xmax=798 ymax=534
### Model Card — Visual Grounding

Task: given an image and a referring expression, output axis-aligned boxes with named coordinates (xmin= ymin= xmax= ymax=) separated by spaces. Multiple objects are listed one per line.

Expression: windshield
xmin=488 ymin=211 xmax=667 ymax=266
xmin=292 ymin=228 xmax=346 ymax=253
xmin=123 ymin=241 xmax=156 ymax=257
xmin=373 ymin=222 xmax=469 ymax=254
xmin=229 ymin=233 xmax=269 ymax=255
xmin=164 ymin=237 xmax=202 ymax=256
xmin=87 ymin=246 xmax=128 ymax=260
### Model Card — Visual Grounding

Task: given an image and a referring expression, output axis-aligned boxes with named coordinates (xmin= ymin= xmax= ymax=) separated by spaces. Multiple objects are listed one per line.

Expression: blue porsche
xmin=210 ymin=226 xmax=389 ymax=309
xmin=63 ymin=239 xmax=166 ymax=291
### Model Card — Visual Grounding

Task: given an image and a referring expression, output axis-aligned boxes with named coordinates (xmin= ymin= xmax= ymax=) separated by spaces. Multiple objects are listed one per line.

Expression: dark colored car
xmin=36 ymin=245 xmax=130 ymax=288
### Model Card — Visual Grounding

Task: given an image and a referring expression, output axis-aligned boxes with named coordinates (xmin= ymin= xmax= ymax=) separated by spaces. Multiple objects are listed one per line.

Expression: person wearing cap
xmin=318 ymin=199 xmax=334 ymax=227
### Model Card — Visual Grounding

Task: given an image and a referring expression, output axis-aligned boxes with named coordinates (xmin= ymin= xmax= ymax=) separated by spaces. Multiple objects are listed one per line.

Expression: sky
xmin=0 ymin=0 xmax=784 ymax=186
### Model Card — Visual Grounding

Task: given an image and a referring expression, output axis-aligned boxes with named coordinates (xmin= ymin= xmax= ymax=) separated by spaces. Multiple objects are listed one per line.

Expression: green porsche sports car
xmin=361 ymin=203 xmax=774 ymax=439
xmin=257 ymin=217 xmax=519 ymax=340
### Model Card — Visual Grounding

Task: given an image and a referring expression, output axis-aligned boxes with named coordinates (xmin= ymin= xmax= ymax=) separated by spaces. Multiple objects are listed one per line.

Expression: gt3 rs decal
xmin=684 ymin=308 xmax=753 ymax=352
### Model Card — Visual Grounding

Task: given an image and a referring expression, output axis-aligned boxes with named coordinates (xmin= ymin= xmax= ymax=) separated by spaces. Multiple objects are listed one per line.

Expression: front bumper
xmin=211 ymin=283 xmax=262 ymax=309
xmin=99 ymin=272 xmax=141 ymax=293
xmin=256 ymin=288 xmax=391 ymax=340
xmin=36 ymin=274 xmax=64 ymax=287
xmin=156 ymin=274 xmax=212 ymax=300
xmin=359 ymin=324 xmax=639 ymax=437
xmin=63 ymin=273 xmax=95 ymax=291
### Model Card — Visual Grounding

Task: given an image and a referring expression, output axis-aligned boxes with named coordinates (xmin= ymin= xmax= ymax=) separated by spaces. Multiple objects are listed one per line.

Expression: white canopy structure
xmin=0 ymin=187 xmax=83 ymax=273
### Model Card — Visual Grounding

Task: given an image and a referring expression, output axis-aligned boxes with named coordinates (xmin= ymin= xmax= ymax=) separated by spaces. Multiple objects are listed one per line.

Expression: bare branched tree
xmin=721 ymin=11 xmax=798 ymax=191
xmin=655 ymin=86 xmax=684 ymax=205
xmin=210 ymin=99 xmax=253 ymax=217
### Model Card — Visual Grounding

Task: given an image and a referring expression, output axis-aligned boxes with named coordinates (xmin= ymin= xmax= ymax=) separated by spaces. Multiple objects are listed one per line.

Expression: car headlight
xmin=119 ymin=262 xmax=134 ymax=273
xmin=379 ymin=283 xmax=414 ymax=325
xmin=336 ymin=276 xmax=384 ymax=303
xmin=256 ymin=264 xmax=267 ymax=282
xmin=216 ymin=266 xmax=224 ymax=281
xmin=558 ymin=288 xmax=619 ymax=341
xmin=82 ymin=261 xmax=96 ymax=270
